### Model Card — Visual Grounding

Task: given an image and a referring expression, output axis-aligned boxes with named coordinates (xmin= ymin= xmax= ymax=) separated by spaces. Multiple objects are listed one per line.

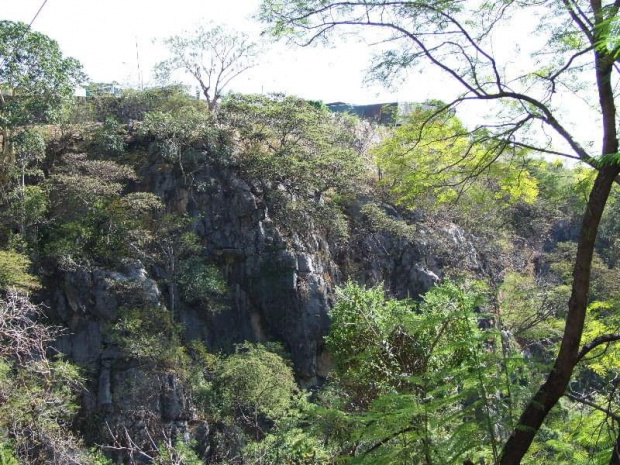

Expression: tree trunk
xmin=196 ymin=79 xmax=214 ymax=111
xmin=499 ymin=164 xmax=620 ymax=464
xmin=0 ymin=126 xmax=12 ymax=185
xmin=0 ymin=87 xmax=6 ymax=159
xmin=1 ymin=126 xmax=10 ymax=160
xmin=611 ymin=429 xmax=620 ymax=465
xmin=500 ymin=26 xmax=620 ymax=460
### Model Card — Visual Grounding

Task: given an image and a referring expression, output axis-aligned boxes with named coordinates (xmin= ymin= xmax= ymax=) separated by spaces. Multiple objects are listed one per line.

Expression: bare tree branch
xmin=155 ymin=24 xmax=259 ymax=111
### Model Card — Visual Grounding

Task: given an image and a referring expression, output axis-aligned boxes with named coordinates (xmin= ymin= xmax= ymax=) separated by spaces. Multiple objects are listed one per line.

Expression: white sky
xmin=1 ymin=0 xmax=603 ymax=155
xmin=1 ymin=0 xmax=464 ymax=105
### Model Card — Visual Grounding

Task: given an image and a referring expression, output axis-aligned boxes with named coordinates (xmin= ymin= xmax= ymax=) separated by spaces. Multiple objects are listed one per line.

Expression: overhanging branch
xmin=577 ymin=333 xmax=620 ymax=363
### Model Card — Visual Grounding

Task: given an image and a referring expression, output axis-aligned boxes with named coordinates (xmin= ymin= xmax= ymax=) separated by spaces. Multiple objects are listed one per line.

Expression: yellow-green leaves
xmin=498 ymin=272 xmax=567 ymax=342
xmin=581 ymin=301 xmax=620 ymax=377
xmin=216 ymin=343 xmax=297 ymax=422
xmin=594 ymin=14 xmax=620 ymax=58
xmin=374 ymin=104 xmax=539 ymax=215
xmin=0 ymin=251 xmax=39 ymax=291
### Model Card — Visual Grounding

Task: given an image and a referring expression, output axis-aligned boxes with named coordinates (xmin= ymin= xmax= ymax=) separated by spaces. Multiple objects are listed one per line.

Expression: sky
xmin=1 ymin=0 xmax=458 ymax=104
xmin=1 ymin=0 xmax=602 ymax=154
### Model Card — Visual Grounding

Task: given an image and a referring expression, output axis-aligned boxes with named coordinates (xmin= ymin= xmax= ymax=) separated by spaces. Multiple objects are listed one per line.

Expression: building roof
xmin=327 ymin=101 xmax=413 ymax=125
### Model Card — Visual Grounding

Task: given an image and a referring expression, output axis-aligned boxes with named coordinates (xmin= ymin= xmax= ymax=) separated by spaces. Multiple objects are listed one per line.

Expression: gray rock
xmin=98 ymin=362 xmax=112 ymax=406
xmin=47 ymin=156 xmax=485 ymax=455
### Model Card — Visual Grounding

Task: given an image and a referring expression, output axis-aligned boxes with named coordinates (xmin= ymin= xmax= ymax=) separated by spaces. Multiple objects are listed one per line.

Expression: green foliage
xmin=177 ymin=256 xmax=228 ymax=310
xmin=214 ymin=343 xmax=298 ymax=427
xmin=0 ymin=127 xmax=48 ymax=247
xmin=257 ymin=3 xmax=620 ymax=459
xmin=532 ymin=163 xmax=595 ymax=217
xmin=87 ymin=448 xmax=114 ymax=465
xmin=0 ymin=290 xmax=93 ymax=463
xmin=135 ymin=214 xmax=222 ymax=315
xmin=498 ymin=272 xmax=567 ymax=342
xmin=139 ymin=107 xmax=220 ymax=171
xmin=0 ymin=357 xmax=81 ymax=431
xmin=110 ymin=305 xmax=189 ymax=370
xmin=317 ymin=268 xmax=619 ymax=464
xmin=594 ymin=13 xmax=620 ymax=58
xmin=42 ymin=153 xmax=162 ymax=266
xmin=503 ymin=160 xmax=589 ymax=241
xmin=0 ymin=356 xmax=99 ymax=464
xmin=224 ymin=93 xmax=366 ymax=197
xmin=0 ymin=250 xmax=39 ymax=291
xmin=140 ymin=108 xmax=212 ymax=145
xmin=242 ymin=423 xmax=332 ymax=464
xmin=118 ymin=85 xmax=206 ymax=118
xmin=598 ymin=188 xmax=620 ymax=267
xmin=374 ymin=103 xmax=539 ymax=222
xmin=12 ymin=128 xmax=46 ymax=166
xmin=527 ymin=399 xmax=616 ymax=465
xmin=319 ymin=281 xmax=532 ymax=464
xmin=1 ymin=184 xmax=48 ymax=244
xmin=92 ymin=117 xmax=126 ymax=156
xmin=0 ymin=443 xmax=17 ymax=465
xmin=75 ymin=84 xmax=206 ymax=123
xmin=0 ymin=20 xmax=84 ymax=159
xmin=187 ymin=342 xmax=306 ymax=460
xmin=359 ymin=202 xmax=415 ymax=241
xmin=325 ymin=282 xmax=418 ymax=406
xmin=222 ymin=93 xmax=367 ymax=239
xmin=0 ymin=22 xmax=615 ymax=462
xmin=154 ymin=439 xmax=202 ymax=465
xmin=580 ymin=301 xmax=620 ymax=376
xmin=545 ymin=241 xmax=620 ymax=304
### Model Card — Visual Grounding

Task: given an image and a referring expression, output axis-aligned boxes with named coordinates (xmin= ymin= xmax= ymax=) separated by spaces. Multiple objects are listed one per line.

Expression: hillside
xmin=2 ymin=86 xmax=619 ymax=464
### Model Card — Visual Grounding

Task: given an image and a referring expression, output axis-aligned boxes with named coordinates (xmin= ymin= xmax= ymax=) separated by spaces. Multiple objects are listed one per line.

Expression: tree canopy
xmin=155 ymin=24 xmax=259 ymax=111
xmin=0 ymin=20 xmax=84 ymax=160
xmin=259 ymin=1 xmax=620 ymax=463
xmin=374 ymin=101 xmax=539 ymax=216
xmin=3 ymin=9 xmax=620 ymax=463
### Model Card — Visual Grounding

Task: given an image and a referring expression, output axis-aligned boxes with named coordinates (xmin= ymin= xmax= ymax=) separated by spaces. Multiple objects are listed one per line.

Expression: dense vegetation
xmin=1 ymin=9 xmax=620 ymax=465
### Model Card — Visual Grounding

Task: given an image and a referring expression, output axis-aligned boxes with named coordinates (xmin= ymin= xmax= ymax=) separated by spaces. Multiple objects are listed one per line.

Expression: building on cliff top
xmin=326 ymin=101 xmax=418 ymax=125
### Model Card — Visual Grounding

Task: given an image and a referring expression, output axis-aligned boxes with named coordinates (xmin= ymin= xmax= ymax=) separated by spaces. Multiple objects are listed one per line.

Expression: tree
xmin=0 ymin=291 xmax=93 ymax=464
xmin=155 ymin=24 xmax=259 ymax=111
xmin=374 ymin=102 xmax=539 ymax=227
xmin=0 ymin=21 xmax=84 ymax=162
xmin=42 ymin=153 xmax=162 ymax=267
xmin=5 ymin=129 xmax=47 ymax=242
xmin=138 ymin=106 xmax=216 ymax=177
xmin=222 ymin=93 xmax=367 ymax=199
xmin=317 ymin=281 xmax=531 ymax=464
xmin=221 ymin=93 xmax=368 ymax=240
xmin=259 ymin=1 xmax=620 ymax=463
xmin=215 ymin=343 xmax=297 ymax=435
xmin=0 ymin=250 xmax=39 ymax=292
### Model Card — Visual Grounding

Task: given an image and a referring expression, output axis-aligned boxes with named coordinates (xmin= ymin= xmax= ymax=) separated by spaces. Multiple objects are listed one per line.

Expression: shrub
xmin=92 ymin=117 xmax=126 ymax=156
xmin=214 ymin=343 xmax=298 ymax=432
xmin=177 ymin=256 xmax=228 ymax=311
xmin=0 ymin=251 xmax=39 ymax=291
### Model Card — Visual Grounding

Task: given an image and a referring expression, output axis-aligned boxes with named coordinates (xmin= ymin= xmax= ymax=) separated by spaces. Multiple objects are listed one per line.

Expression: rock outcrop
xmin=139 ymin=159 xmax=483 ymax=384
xmin=46 ymin=153 xmax=484 ymax=459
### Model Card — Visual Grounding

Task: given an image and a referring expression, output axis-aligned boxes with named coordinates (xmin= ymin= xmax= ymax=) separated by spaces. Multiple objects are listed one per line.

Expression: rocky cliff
xmin=42 ymin=144 xmax=485 ymax=460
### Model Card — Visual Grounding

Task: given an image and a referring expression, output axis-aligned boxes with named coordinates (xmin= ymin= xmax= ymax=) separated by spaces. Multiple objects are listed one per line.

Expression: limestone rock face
xmin=139 ymin=161 xmax=483 ymax=384
xmin=53 ymin=259 xmax=162 ymax=370
xmin=52 ymin=159 xmax=483 ymax=382
xmin=144 ymin=163 xmax=338 ymax=384
xmin=48 ymin=158 xmax=483 ymax=457
xmin=50 ymin=258 xmax=196 ymax=459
